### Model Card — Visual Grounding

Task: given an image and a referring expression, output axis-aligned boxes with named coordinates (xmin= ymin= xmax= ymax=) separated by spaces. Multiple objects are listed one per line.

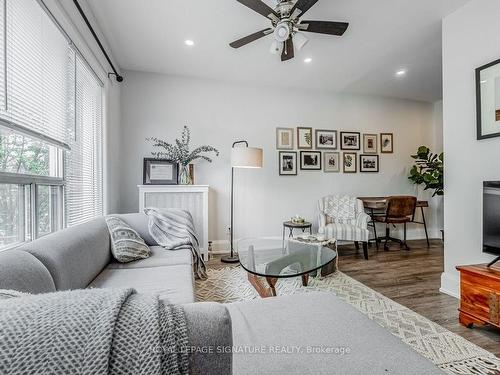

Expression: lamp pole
xmin=221 ymin=140 xmax=249 ymax=264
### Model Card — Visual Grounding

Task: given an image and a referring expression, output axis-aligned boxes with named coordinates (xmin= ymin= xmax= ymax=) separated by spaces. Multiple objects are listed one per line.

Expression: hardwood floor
xmin=207 ymin=239 xmax=500 ymax=357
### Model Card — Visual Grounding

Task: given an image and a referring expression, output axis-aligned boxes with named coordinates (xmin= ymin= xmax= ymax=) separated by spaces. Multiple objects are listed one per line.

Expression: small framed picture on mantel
xmin=143 ymin=158 xmax=178 ymax=185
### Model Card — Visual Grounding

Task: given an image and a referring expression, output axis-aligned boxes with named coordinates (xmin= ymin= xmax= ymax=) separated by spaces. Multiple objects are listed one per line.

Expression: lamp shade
xmin=231 ymin=146 xmax=263 ymax=168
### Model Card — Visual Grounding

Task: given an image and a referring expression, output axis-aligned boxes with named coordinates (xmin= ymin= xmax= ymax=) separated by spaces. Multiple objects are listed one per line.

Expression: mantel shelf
xmin=138 ymin=185 xmax=209 ymax=188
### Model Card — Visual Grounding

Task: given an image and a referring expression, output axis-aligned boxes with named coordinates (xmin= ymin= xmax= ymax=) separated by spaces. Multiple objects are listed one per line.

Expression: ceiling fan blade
xmin=229 ymin=28 xmax=273 ymax=48
xmin=236 ymin=0 xmax=280 ymax=22
xmin=281 ymin=37 xmax=294 ymax=61
xmin=290 ymin=0 xmax=319 ymax=19
xmin=299 ymin=21 xmax=349 ymax=36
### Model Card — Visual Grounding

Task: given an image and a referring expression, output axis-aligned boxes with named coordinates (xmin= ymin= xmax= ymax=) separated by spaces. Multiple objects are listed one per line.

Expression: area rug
xmin=196 ymin=267 xmax=500 ymax=375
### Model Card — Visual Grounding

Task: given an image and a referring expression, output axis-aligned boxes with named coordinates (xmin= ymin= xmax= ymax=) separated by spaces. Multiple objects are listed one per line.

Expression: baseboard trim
xmin=440 ymin=271 xmax=460 ymax=299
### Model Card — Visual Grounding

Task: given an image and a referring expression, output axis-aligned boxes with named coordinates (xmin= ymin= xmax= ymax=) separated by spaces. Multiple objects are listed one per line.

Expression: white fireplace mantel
xmin=138 ymin=185 xmax=209 ymax=259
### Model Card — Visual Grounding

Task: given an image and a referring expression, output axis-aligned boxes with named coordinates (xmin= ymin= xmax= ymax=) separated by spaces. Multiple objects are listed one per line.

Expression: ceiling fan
xmin=229 ymin=0 xmax=349 ymax=61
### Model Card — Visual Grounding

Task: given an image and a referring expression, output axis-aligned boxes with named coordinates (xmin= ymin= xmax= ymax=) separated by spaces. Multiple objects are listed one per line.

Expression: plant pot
xmin=178 ymin=164 xmax=193 ymax=185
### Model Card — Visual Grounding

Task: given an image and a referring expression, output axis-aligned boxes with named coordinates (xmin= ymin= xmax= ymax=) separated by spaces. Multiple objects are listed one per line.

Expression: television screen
xmin=483 ymin=181 xmax=500 ymax=255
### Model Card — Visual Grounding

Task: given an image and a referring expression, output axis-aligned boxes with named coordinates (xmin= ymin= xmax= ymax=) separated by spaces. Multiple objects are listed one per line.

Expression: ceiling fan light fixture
xmin=294 ymin=32 xmax=309 ymax=50
xmin=274 ymin=22 xmax=290 ymax=42
xmin=270 ymin=40 xmax=283 ymax=54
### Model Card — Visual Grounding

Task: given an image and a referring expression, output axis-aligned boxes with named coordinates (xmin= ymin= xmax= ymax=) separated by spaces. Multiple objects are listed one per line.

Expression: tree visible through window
xmin=0 ymin=129 xmax=55 ymax=247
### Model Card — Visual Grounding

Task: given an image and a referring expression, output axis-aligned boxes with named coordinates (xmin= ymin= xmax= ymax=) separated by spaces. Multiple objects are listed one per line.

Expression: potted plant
xmin=408 ymin=146 xmax=444 ymax=197
xmin=409 ymin=146 xmax=444 ymax=240
xmin=147 ymin=126 xmax=219 ymax=185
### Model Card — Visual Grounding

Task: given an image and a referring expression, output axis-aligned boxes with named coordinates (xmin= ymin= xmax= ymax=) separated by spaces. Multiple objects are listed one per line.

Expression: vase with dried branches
xmin=147 ymin=126 xmax=219 ymax=185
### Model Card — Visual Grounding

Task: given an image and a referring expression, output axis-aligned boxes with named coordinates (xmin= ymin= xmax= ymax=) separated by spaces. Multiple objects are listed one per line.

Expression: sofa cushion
xmin=0 ymin=250 xmax=56 ymax=294
xmin=106 ymin=216 xmax=151 ymax=263
xmin=115 ymin=213 xmax=159 ymax=246
xmin=88 ymin=264 xmax=195 ymax=304
xmin=107 ymin=246 xmax=192 ymax=269
xmin=226 ymin=292 xmax=443 ymax=375
xmin=319 ymin=223 xmax=370 ymax=242
xmin=18 ymin=218 xmax=111 ymax=291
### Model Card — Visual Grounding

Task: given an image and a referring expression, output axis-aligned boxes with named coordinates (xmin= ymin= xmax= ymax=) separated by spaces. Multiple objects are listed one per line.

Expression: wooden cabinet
xmin=456 ymin=264 xmax=500 ymax=329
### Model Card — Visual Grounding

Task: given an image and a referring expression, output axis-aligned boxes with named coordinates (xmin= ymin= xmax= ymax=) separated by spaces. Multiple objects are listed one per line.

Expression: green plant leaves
xmin=147 ymin=126 xmax=219 ymax=165
xmin=408 ymin=146 xmax=444 ymax=197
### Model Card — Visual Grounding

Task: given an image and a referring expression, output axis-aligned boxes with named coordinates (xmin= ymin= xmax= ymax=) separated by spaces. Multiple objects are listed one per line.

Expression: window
xmin=65 ymin=57 xmax=103 ymax=227
xmin=0 ymin=183 xmax=30 ymax=248
xmin=0 ymin=0 xmax=104 ymax=249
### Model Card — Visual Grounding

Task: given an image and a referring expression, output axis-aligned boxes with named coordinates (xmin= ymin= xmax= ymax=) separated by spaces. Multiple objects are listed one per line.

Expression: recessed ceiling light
xmin=184 ymin=40 xmax=194 ymax=46
xmin=304 ymin=57 xmax=312 ymax=63
xmin=395 ymin=69 xmax=407 ymax=77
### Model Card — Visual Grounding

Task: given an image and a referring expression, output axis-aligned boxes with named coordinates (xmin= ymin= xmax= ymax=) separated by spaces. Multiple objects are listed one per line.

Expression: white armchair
xmin=317 ymin=195 xmax=371 ymax=260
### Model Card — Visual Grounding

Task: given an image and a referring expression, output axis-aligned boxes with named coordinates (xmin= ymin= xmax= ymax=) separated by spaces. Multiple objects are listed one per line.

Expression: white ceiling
xmin=86 ymin=0 xmax=470 ymax=102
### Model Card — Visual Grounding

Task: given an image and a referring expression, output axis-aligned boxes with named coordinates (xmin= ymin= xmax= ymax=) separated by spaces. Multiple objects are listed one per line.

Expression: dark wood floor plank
xmin=207 ymin=239 xmax=500 ymax=356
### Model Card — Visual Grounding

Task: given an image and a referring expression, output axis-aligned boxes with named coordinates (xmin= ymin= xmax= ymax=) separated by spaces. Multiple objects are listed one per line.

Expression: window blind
xmin=4 ymin=0 xmax=73 ymax=148
xmin=0 ymin=0 xmax=6 ymax=111
xmin=64 ymin=55 xmax=103 ymax=227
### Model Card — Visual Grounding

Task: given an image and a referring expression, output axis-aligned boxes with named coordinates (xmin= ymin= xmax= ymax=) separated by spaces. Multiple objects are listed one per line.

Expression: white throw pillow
xmin=324 ymin=195 xmax=357 ymax=221
xmin=106 ymin=216 xmax=151 ymax=263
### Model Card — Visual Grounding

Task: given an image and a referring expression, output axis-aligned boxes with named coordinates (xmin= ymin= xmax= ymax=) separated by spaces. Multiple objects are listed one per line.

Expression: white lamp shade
xmin=231 ymin=147 xmax=263 ymax=168
xmin=270 ymin=40 xmax=283 ymax=55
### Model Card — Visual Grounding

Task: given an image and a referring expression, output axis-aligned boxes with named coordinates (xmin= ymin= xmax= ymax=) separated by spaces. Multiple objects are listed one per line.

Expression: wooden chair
xmin=374 ymin=196 xmax=417 ymax=251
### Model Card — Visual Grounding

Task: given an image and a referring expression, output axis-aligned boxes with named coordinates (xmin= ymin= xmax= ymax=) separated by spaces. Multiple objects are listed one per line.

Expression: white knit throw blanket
xmin=145 ymin=207 xmax=207 ymax=279
xmin=0 ymin=288 xmax=188 ymax=375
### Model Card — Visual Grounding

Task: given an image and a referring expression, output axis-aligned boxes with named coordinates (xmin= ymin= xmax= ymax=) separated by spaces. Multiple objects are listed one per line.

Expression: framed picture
xmin=279 ymin=152 xmax=297 ymax=176
xmin=476 ymin=58 xmax=500 ymax=140
xmin=297 ymin=127 xmax=313 ymax=149
xmin=143 ymin=158 xmax=178 ymax=185
xmin=360 ymin=154 xmax=379 ymax=172
xmin=276 ymin=127 xmax=294 ymax=149
xmin=300 ymin=151 xmax=321 ymax=170
xmin=380 ymin=133 xmax=394 ymax=153
xmin=315 ymin=129 xmax=337 ymax=150
xmin=324 ymin=152 xmax=340 ymax=173
xmin=343 ymin=152 xmax=357 ymax=173
xmin=363 ymin=134 xmax=378 ymax=153
xmin=340 ymin=132 xmax=360 ymax=150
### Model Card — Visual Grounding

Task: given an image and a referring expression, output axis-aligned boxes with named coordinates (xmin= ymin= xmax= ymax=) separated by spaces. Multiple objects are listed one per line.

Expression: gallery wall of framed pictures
xmin=276 ymin=126 xmax=394 ymax=175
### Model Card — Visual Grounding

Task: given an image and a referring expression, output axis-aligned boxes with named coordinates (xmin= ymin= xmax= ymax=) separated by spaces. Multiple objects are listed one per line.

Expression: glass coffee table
xmin=238 ymin=237 xmax=337 ymax=298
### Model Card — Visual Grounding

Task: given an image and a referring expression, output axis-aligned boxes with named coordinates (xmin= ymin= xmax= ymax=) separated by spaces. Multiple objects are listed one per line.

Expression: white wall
xmin=432 ymin=100 xmax=444 ymax=231
xmin=117 ymin=70 xmax=442 ymax=249
xmin=441 ymin=0 xmax=500 ymax=298
xmin=104 ymin=81 xmax=122 ymax=214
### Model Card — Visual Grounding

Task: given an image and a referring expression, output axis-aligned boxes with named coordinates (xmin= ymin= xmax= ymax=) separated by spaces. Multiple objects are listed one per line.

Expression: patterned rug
xmin=196 ymin=267 xmax=500 ymax=375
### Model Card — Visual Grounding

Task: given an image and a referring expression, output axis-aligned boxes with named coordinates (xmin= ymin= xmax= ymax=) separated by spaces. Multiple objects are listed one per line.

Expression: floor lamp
xmin=221 ymin=140 xmax=263 ymax=263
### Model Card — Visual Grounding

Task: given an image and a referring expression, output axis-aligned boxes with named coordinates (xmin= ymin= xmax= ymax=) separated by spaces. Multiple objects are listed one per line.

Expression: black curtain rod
xmin=72 ymin=0 xmax=123 ymax=83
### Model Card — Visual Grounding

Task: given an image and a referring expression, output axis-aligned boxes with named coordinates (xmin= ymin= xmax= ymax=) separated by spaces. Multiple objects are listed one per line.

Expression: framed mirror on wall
xmin=476 ymin=57 xmax=500 ymax=140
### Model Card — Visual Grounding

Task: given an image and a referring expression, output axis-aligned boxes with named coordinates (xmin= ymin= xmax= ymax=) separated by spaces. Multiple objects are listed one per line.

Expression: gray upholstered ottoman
xmin=227 ymin=292 xmax=444 ymax=375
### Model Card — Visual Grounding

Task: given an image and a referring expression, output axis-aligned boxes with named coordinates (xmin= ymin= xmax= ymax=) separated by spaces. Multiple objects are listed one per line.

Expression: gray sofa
xmin=0 ymin=213 xmax=444 ymax=375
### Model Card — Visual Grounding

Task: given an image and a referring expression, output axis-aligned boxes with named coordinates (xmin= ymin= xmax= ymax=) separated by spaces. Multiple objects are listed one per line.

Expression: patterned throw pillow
xmin=323 ymin=195 xmax=357 ymax=221
xmin=106 ymin=216 xmax=151 ymax=263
